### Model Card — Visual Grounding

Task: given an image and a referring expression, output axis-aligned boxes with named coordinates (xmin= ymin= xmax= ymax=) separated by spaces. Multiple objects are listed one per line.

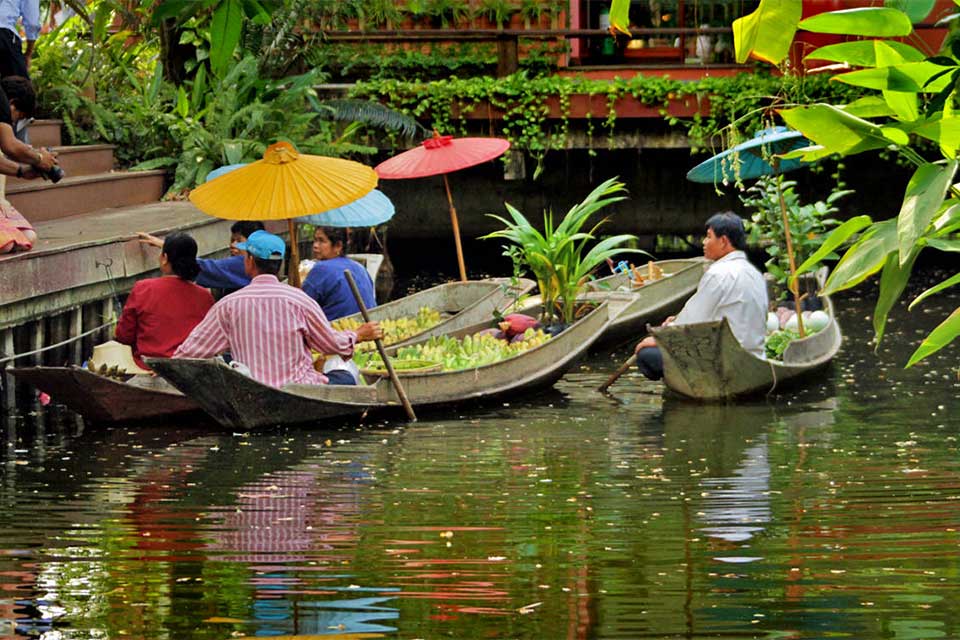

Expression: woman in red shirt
xmin=115 ymin=232 xmax=215 ymax=369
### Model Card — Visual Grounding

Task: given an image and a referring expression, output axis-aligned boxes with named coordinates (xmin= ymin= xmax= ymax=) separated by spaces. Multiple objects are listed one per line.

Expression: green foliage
xmin=739 ymin=2 xmax=960 ymax=365
xmin=482 ymin=178 xmax=645 ymax=325
xmin=350 ymin=71 xmax=860 ymax=173
xmin=740 ymin=175 xmax=851 ymax=289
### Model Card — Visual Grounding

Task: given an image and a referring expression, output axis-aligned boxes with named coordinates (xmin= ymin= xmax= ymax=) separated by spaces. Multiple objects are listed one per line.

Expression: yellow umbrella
xmin=189 ymin=141 xmax=378 ymax=287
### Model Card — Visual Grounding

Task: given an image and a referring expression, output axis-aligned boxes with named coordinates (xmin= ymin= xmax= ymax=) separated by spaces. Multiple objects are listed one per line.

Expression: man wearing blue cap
xmin=174 ymin=230 xmax=382 ymax=387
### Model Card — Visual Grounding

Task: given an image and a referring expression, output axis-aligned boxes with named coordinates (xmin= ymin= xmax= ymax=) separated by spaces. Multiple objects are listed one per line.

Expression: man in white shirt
xmin=0 ymin=0 xmax=40 ymax=78
xmin=634 ymin=212 xmax=768 ymax=380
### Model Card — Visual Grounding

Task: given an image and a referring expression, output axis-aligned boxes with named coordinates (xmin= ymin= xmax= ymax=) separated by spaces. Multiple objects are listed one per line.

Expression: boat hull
xmin=7 ymin=366 xmax=202 ymax=423
xmin=652 ymin=277 xmax=841 ymax=401
xmin=148 ymin=300 xmax=620 ymax=430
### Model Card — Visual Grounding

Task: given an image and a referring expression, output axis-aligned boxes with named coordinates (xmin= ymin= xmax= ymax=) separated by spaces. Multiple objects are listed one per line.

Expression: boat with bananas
xmin=580 ymin=258 xmax=705 ymax=348
xmin=332 ymin=277 xmax=535 ymax=350
xmin=147 ymin=298 xmax=630 ymax=430
xmin=8 ymin=278 xmax=534 ymax=424
xmin=7 ymin=366 xmax=202 ymax=423
xmin=651 ymin=269 xmax=842 ymax=401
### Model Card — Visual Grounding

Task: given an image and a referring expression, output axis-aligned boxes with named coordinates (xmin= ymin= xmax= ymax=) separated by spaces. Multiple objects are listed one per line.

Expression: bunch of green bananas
xmin=333 ymin=307 xmax=444 ymax=351
xmin=356 ymin=328 xmax=551 ymax=372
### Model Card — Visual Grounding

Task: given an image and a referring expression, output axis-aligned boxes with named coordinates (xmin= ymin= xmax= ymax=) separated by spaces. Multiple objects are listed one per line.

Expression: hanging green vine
xmin=350 ymin=70 xmax=861 ymax=166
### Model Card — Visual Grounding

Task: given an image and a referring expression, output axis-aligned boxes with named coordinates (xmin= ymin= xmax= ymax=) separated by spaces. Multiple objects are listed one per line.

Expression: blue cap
xmin=236 ymin=230 xmax=285 ymax=261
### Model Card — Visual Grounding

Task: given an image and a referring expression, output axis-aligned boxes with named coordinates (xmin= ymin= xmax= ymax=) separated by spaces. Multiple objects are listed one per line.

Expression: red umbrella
xmin=376 ymin=132 xmax=511 ymax=281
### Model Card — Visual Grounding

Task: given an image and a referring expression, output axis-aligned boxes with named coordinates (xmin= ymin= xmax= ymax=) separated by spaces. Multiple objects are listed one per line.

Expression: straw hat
xmin=88 ymin=341 xmax=151 ymax=375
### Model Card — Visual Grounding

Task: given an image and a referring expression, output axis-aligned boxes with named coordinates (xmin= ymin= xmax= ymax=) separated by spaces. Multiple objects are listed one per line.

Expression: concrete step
xmin=6 ymin=170 xmax=167 ymax=222
xmin=26 ymin=119 xmax=63 ymax=148
xmin=7 ymin=145 xmax=116 ymax=186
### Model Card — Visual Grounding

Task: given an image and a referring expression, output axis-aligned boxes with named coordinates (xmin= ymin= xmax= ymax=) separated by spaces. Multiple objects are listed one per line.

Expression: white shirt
xmin=673 ymin=251 xmax=768 ymax=357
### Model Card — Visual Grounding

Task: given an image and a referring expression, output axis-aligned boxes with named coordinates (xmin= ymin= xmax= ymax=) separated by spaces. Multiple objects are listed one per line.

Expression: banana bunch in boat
xmin=333 ymin=306 xmax=444 ymax=350
xmin=355 ymin=324 xmax=551 ymax=372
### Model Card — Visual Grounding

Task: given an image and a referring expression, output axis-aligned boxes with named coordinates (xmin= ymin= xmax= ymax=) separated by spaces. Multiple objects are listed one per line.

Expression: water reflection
xmin=1 ymin=283 xmax=959 ymax=638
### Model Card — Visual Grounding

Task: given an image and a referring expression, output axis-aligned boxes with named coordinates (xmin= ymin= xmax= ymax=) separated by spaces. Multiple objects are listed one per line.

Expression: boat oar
xmin=343 ymin=270 xmax=417 ymax=422
xmin=598 ymin=354 xmax=637 ymax=392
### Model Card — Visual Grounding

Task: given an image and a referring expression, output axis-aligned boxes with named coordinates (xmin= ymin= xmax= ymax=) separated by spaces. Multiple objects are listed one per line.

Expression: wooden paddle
xmin=598 ymin=353 xmax=637 ymax=392
xmin=343 ymin=270 xmax=417 ymax=422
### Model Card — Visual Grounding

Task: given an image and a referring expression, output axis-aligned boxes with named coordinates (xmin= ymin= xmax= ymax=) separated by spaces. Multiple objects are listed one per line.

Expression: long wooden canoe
xmin=582 ymin=258 xmax=705 ymax=348
xmin=651 ymin=271 xmax=841 ymax=401
xmin=148 ymin=299 xmax=626 ymax=430
xmin=7 ymin=366 xmax=202 ymax=423
xmin=338 ymin=277 xmax=535 ymax=348
xmin=7 ymin=279 xmax=533 ymax=424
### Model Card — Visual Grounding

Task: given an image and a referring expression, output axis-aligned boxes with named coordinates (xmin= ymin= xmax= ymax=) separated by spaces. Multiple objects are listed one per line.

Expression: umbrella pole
xmin=288 ymin=219 xmax=302 ymax=289
xmin=775 ymin=171 xmax=806 ymax=338
xmin=343 ymin=269 xmax=417 ymax=422
xmin=442 ymin=174 xmax=468 ymax=282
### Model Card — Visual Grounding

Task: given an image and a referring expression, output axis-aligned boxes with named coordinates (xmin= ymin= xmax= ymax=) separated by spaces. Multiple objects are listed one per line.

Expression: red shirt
xmin=115 ymin=276 xmax=215 ymax=368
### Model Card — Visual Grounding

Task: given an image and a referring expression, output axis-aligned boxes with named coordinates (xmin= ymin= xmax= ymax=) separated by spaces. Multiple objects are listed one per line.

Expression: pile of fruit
xmin=764 ymin=309 xmax=831 ymax=360
xmin=333 ymin=306 xmax=444 ymax=350
xmin=355 ymin=326 xmax=551 ymax=373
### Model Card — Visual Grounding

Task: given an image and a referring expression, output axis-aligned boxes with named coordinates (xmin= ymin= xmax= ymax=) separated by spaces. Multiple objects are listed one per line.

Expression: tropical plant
xmin=740 ymin=175 xmax=851 ymax=291
xmin=734 ymin=0 xmax=959 ymax=365
xmin=427 ymin=0 xmax=470 ymax=28
xmin=480 ymin=0 xmax=514 ymax=29
xmin=482 ymin=178 xmax=646 ymax=325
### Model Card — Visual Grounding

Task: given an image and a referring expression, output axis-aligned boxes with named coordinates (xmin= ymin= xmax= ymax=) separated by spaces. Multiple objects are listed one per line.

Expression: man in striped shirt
xmin=174 ymin=230 xmax=382 ymax=388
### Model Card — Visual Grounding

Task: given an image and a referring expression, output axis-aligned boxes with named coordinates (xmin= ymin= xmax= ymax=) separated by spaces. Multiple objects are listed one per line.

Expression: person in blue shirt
xmin=138 ymin=220 xmax=264 ymax=295
xmin=302 ymin=226 xmax=376 ymax=320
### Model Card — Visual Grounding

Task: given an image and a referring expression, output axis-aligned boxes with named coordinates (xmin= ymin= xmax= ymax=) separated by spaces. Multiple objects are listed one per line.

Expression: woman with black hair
xmin=116 ymin=232 xmax=215 ymax=369
xmin=302 ymin=226 xmax=376 ymax=320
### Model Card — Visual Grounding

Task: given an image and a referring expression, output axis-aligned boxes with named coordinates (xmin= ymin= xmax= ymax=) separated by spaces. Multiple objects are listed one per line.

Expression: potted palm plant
xmin=483 ymin=177 xmax=647 ymax=325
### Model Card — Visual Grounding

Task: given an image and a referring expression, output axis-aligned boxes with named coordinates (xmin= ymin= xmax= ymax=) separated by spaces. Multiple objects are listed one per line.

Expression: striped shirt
xmin=173 ymin=274 xmax=357 ymax=387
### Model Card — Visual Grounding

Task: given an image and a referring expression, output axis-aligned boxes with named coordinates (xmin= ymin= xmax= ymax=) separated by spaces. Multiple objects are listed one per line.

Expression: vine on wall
xmin=350 ymin=71 xmax=861 ymax=162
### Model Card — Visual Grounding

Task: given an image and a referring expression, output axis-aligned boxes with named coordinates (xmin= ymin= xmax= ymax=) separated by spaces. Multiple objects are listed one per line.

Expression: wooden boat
xmin=337 ymin=277 xmax=535 ymax=347
xmin=7 ymin=366 xmax=202 ymax=423
xmin=582 ymin=258 xmax=705 ymax=348
xmin=6 ymin=279 xmax=533 ymax=424
xmin=147 ymin=299 xmax=627 ymax=430
xmin=651 ymin=270 xmax=842 ymax=401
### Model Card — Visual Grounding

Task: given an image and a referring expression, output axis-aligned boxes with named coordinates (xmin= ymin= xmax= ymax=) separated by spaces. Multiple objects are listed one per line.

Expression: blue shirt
xmin=0 ymin=0 xmax=39 ymax=40
xmin=302 ymin=256 xmax=376 ymax=321
xmin=196 ymin=255 xmax=251 ymax=290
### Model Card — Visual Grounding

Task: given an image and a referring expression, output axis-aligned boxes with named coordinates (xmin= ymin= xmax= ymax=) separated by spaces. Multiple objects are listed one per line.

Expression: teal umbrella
xmin=686 ymin=127 xmax=810 ymax=184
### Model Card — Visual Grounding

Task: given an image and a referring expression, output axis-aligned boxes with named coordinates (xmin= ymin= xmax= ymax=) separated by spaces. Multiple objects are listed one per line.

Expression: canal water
xmin=1 ymin=269 xmax=958 ymax=639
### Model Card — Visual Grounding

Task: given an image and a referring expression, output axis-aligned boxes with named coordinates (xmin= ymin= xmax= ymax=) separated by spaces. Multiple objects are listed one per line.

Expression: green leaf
xmin=898 ymin=161 xmax=957 ymax=265
xmin=909 ymin=272 xmax=960 ymax=310
xmin=873 ymin=248 xmax=918 ymax=345
xmin=609 ymin=0 xmax=631 ymax=35
xmin=911 ymin=116 xmax=960 ymax=158
xmin=191 ymin=63 xmax=207 ymax=113
xmin=779 ymin=104 xmax=890 ymax=156
xmin=874 ymin=41 xmax=918 ymax=120
xmin=799 ymin=8 xmax=913 ymax=37
xmin=210 ymin=0 xmax=243 ymax=78
xmin=834 ymin=62 xmax=953 ymax=92
xmin=804 ymin=40 xmax=925 ymax=65
xmin=130 ymin=157 xmax=177 ymax=171
xmin=884 ymin=0 xmax=936 ymax=24
xmin=925 ymin=238 xmax=960 ymax=252
xmin=733 ymin=0 xmax=802 ymax=65
xmin=175 ymin=85 xmax=189 ymax=118
xmin=905 ymin=306 xmax=960 ymax=367
xmin=791 ymin=215 xmax=873 ymax=283
xmin=822 ymin=219 xmax=897 ymax=294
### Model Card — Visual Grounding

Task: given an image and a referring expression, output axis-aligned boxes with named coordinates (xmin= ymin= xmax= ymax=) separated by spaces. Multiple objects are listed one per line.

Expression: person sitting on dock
xmin=0 ymin=75 xmax=59 ymax=254
xmin=633 ymin=212 xmax=768 ymax=380
xmin=302 ymin=226 xmax=376 ymax=320
xmin=115 ymin=232 xmax=215 ymax=370
xmin=138 ymin=220 xmax=264 ymax=295
xmin=173 ymin=230 xmax=383 ymax=387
